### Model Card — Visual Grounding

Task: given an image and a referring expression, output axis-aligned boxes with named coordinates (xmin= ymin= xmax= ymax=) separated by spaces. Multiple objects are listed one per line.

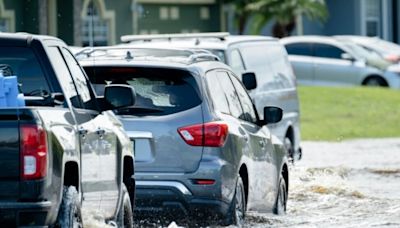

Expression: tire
xmin=284 ymin=136 xmax=294 ymax=161
xmin=117 ymin=184 xmax=134 ymax=228
xmin=364 ymin=77 xmax=387 ymax=87
xmin=273 ymin=174 xmax=287 ymax=215
xmin=56 ymin=186 xmax=82 ymax=228
xmin=225 ymin=176 xmax=246 ymax=226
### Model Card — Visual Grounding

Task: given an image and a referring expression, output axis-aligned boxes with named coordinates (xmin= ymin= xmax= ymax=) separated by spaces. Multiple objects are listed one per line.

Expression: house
xmin=0 ymin=0 xmax=223 ymax=46
xmin=299 ymin=0 xmax=400 ymax=43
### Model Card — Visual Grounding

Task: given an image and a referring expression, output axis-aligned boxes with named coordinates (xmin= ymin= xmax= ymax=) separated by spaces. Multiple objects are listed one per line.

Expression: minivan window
xmin=84 ymin=67 xmax=201 ymax=116
xmin=285 ymin=42 xmax=313 ymax=56
xmin=229 ymin=49 xmax=245 ymax=74
xmin=0 ymin=47 xmax=50 ymax=97
xmin=313 ymin=43 xmax=345 ymax=59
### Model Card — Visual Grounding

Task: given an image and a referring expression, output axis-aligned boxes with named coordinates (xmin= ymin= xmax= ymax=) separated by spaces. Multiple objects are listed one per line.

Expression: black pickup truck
xmin=0 ymin=33 xmax=136 ymax=227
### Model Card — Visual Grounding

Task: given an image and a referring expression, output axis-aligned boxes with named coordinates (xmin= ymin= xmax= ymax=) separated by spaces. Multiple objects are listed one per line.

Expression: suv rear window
xmin=84 ymin=67 xmax=201 ymax=116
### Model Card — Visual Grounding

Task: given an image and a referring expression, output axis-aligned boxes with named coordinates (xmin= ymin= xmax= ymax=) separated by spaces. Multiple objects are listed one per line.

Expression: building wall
xmin=57 ymin=0 xmax=74 ymax=44
xmin=137 ymin=3 xmax=220 ymax=34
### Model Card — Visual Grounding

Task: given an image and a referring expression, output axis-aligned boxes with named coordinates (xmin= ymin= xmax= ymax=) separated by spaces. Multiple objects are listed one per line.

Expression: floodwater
xmin=84 ymin=138 xmax=400 ymax=227
xmin=245 ymin=138 xmax=400 ymax=228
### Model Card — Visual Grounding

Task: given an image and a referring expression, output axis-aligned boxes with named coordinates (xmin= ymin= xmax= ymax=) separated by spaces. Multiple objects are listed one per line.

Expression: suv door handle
xmin=78 ymin=128 xmax=88 ymax=136
xmin=96 ymin=128 xmax=106 ymax=137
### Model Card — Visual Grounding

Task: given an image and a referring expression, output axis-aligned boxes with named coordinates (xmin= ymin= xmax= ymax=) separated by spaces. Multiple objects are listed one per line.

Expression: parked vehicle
xmin=281 ymin=36 xmax=400 ymax=88
xmin=335 ymin=35 xmax=400 ymax=63
xmin=120 ymin=33 xmax=302 ymax=162
xmin=78 ymin=47 xmax=290 ymax=226
xmin=0 ymin=33 xmax=135 ymax=227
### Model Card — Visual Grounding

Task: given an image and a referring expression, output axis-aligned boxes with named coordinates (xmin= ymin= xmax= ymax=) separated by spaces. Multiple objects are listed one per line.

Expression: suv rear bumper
xmin=0 ymin=201 xmax=52 ymax=227
xmin=134 ymin=181 xmax=230 ymax=223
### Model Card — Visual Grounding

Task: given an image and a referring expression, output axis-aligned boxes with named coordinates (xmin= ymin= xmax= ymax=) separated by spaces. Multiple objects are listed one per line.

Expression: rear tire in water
xmin=225 ymin=176 xmax=246 ymax=226
xmin=273 ymin=174 xmax=287 ymax=215
xmin=56 ymin=186 xmax=82 ymax=228
xmin=117 ymin=184 xmax=134 ymax=228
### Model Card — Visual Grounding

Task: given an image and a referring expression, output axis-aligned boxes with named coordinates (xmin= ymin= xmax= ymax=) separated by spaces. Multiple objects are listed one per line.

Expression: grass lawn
xmin=299 ymin=86 xmax=400 ymax=141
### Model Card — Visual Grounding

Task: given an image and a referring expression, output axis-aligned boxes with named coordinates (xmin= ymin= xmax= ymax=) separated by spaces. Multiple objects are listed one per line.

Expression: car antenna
xmin=126 ymin=51 xmax=134 ymax=60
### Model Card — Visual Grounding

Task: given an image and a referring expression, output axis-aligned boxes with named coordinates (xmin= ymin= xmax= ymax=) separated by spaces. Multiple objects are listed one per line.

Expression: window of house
xmin=0 ymin=19 xmax=8 ymax=32
xmin=82 ymin=1 xmax=109 ymax=46
xmin=200 ymin=7 xmax=210 ymax=20
xmin=170 ymin=7 xmax=179 ymax=20
xmin=364 ymin=0 xmax=381 ymax=37
xmin=159 ymin=7 xmax=168 ymax=20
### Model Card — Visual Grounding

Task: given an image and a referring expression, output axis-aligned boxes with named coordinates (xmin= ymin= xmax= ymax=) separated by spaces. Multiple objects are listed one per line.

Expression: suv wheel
xmin=273 ymin=174 xmax=287 ymax=215
xmin=56 ymin=186 xmax=82 ymax=228
xmin=117 ymin=184 xmax=134 ymax=228
xmin=225 ymin=176 xmax=246 ymax=226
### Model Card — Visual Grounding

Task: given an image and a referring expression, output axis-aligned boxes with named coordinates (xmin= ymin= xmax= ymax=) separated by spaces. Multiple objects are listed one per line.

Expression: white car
xmin=280 ymin=36 xmax=400 ymax=89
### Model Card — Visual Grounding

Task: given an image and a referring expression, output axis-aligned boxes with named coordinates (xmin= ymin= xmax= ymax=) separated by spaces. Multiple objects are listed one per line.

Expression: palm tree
xmin=247 ymin=0 xmax=328 ymax=37
xmin=224 ymin=0 xmax=258 ymax=34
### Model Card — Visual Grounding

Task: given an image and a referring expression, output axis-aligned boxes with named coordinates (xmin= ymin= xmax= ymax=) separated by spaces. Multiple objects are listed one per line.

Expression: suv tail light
xmin=178 ymin=122 xmax=228 ymax=147
xmin=20 ymin=124 xmax=48 ymax=180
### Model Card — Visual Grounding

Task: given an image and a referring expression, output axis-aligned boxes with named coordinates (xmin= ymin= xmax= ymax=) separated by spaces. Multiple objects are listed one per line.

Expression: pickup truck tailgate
xmin=0 ymin=110 xmax=20 ymax=200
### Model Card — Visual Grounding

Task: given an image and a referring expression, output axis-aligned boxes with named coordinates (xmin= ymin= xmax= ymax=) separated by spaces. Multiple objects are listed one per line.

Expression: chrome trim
xmin=127 ymin=131 xmax=153 ymax=139
xmin=136 ymin=180 xmax=192 ymax=195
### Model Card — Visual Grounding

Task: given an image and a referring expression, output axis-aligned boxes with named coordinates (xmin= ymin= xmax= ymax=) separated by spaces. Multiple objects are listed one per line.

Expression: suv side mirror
xmin=263 ymin=106 xmax=283 ymax=124
xmin=341 ymin=53 xmax=355 ymax=61
xmin=104 ymin=85 xmax=136 ymax=110
xmin=242 ymin=72 xmax=257 ymax=90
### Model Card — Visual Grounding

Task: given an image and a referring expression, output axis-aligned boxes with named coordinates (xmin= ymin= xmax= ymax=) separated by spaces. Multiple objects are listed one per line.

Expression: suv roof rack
xmin=120 ymin=32 xmax=230 ymax=43
xmin=74 ymin=46 xmax=221 ymax=64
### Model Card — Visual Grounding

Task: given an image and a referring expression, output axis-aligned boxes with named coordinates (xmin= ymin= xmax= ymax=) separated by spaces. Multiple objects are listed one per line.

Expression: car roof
xmin=78 ymin=47 xmax=232 ymax=75
xmin=0 ymin=32 xmax=65 ymax=46
xmin=280 ymin=35 xmax=345 ymax=45
xmin=120 ymin=33 xmax=277 ymax=51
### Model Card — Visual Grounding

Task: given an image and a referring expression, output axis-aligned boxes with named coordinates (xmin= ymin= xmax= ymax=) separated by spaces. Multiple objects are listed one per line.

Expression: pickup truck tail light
xmin=178 ymin=122 xmax=228 ymax=147
xmin=20 ymin=124 xmax=48 ymax=180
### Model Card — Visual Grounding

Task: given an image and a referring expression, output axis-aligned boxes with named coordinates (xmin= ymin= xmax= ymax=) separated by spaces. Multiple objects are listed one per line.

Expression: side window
xmin=285 ymin=43 xmax=313 ymax=56
xmin=60 ymin=48 xmax=97 ymax=110
xmin=230 ymin=74 xmax=258 ymax=123
xmin=216 ymin=71 xmax=243 ymax=119
xmin=47 ymin=46 xmax=82 ymax=108
xmin=206 ymin=71 xmax=230 ymax=114
xmin=229 ymin=49 xmax=245 ymax=74
xmin=313 ymin=43 xmax=345 ymax=59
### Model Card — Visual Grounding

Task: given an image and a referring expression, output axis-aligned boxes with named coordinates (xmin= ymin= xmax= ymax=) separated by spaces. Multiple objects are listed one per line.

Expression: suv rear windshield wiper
xmin=114 ymin=105 xmax=164 ymax=115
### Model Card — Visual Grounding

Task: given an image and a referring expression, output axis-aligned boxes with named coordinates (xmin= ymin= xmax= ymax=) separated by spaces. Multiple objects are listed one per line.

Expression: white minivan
xmin=120 ymin=33 xmax=302 ymax=161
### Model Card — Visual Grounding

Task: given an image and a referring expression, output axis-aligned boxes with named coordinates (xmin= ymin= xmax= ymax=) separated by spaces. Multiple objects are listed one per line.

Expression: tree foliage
xmin=226 ymin=0 xmax=328 ymax=37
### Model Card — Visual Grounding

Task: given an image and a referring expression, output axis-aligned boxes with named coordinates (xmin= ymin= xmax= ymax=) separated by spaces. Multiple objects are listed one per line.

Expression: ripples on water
xmin=245 ymin=139 xmax=400 ymax=228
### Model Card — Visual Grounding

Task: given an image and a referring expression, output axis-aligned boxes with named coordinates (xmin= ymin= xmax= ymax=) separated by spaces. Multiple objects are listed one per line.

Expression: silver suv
xmin=77 ymin=47 xmax=289 ymax=226
xmin=121 ymin=33 xmax=302 ymax=162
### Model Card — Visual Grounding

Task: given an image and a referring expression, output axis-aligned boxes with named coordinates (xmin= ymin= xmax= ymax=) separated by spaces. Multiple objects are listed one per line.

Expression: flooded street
xmin=246 ymin=138 xmax=400 ymax=228
xmin=84 ymin=138 xmax=400 ymax=227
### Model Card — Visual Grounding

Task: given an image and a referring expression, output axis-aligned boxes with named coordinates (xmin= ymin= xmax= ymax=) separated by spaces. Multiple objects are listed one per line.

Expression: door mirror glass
xmin=242 ymin=72 xmax=257 ymax=90
xmin=104 ymin=85 xmax=136 ymax=110
xmin=264 ymin=106 xmax=283 ymax=124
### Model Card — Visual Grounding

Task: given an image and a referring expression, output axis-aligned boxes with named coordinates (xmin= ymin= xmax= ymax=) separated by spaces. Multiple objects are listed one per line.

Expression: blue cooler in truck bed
xmin=0 ymin=74 xmax=25 ymax=107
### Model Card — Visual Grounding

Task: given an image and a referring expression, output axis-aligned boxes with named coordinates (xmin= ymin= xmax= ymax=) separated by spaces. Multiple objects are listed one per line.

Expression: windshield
xmin=341 ymin=41 xmax=392 ymax=70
